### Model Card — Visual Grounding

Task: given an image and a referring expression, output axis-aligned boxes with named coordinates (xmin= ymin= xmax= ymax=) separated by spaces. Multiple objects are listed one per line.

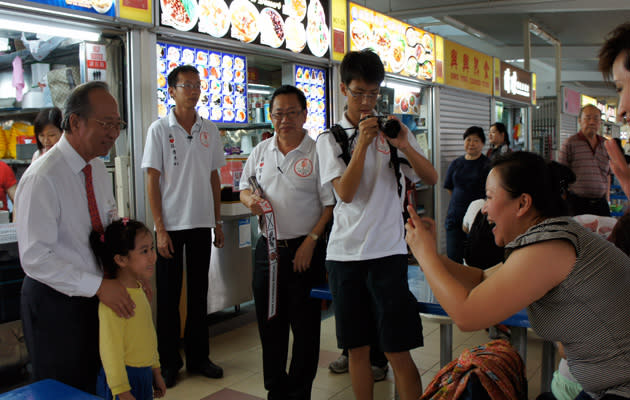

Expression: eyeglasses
xmin=270 ymin=110 xmax=304 ymax=120
xmin=346 ymin=87 xmax=381 ymax=101
xmin=174 ymin=83 xmax=202 ymax=90
xmin=91 ymin=118 xmax=127 ymax=131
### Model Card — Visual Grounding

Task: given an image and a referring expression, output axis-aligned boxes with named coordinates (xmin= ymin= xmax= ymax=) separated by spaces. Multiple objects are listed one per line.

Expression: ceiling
xmin=362 ymin=0 xmax=630 ymax=105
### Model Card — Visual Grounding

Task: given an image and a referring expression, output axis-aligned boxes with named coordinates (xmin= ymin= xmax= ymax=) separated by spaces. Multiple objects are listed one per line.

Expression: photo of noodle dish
xmin=198 ymin=0 xmax=231 ymax=38
xmin=283 ymin=0 xmax=307 ymax=22
xmin=389 ymin=33 xmax=406 ymax=73
xmin=306 ymin=18 xmax=329 ymax=57
xmin=350 ymin=19 xmax=371 ymax=50
xmin=91 ymin=0 xmax=113 ymax=14
xmin=285 ymin=17 xmax=306 ymax=53
xmin=161 ymin=0 xmax=198 ymax=31
xmin=372 ymin=28 xmax=392 ymax=64
xmin=230 ymin=0 xmax=260 ymax=43
xmin=259 ymin=8 xmax=285 ymax=48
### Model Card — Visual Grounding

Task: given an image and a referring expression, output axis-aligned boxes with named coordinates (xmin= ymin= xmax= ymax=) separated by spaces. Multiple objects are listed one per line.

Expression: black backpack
xmin=463 ymin=210 xmax=504 ymax=270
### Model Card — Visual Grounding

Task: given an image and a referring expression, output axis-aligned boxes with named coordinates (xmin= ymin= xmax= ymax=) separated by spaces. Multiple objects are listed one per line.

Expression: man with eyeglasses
xmin=142 ymin=65 xmax=226 ymax=387
xmin=316 ymin=50 xmax=438 ymax=400
xmin=558 ymin=104 xmax=611 ymax=216
xmin=239 ymin=85 xmax=334 ymax=400
xmin=16 ymin=81 xmax=130 ymax=393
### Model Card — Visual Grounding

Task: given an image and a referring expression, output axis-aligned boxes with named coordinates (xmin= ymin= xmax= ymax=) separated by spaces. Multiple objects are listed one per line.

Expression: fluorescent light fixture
xmin=0 ymin=16 xmax=100 ymax=42
xmin=248 ymin=89 xmax=273 ymax=94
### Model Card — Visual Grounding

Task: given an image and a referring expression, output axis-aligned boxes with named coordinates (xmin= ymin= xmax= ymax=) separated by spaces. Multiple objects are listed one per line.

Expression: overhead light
xmin=248 ymin=89 xmax=273 ymax=94
xmin=0 ymin=16 xmax=101 ymax=42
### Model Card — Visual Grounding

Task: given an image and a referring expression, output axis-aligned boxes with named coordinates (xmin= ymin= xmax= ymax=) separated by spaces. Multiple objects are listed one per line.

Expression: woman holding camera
xmin=443 ymin=126 xmax=490 ymax=263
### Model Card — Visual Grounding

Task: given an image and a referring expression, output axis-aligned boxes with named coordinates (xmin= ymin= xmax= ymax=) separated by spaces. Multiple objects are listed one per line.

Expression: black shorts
xmin=326 ymin=254 xmax=423 ymax=352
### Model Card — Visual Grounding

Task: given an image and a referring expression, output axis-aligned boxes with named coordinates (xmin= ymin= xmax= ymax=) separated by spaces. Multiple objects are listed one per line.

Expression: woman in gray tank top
xmin=406 ymin=151 xmax=630 ymax=399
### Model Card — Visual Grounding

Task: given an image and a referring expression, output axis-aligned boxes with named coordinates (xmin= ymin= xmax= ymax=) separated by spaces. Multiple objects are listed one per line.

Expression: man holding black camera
xmin=316 ymin=50 xmax=437 ymax=400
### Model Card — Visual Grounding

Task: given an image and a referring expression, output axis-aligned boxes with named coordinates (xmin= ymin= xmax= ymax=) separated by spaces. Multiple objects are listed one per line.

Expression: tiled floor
xmin=163 ymin=313 xmax=553 ymax=400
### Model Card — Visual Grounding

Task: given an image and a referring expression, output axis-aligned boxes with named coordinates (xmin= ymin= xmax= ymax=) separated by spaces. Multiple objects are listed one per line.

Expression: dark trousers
xmin=21 ymin=276 xmax=100 ymax=394
xmin=567 ymin=192 xmax=611 ymax=217
xmin=446 ymin=227 xmax=466 ymax=264
xmin=156 ymin=228 xmax=212 ymax=370
xmin=253 ymin=236 xmax=325 ymax=400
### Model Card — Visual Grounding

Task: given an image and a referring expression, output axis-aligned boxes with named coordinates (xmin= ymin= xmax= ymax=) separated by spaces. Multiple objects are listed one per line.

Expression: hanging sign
xmin=84 ymin=43 xmax=108 ymax=82
xmin=159 ymin=0 xmax=330 ymax=58
xmin=497 ymin=60 xmax=532 ymax=104
xmin=348 ymin=2 xmax=435 ymax=81
xmin=443 ymin=39 xmax=492 ymax=95
xmin=24 ymin=0 xmax=116 ymax=16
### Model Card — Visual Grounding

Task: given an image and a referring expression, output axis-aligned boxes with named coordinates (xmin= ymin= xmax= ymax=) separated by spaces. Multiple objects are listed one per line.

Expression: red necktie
xmin=83 ymin=164 xmax=104 ymax=233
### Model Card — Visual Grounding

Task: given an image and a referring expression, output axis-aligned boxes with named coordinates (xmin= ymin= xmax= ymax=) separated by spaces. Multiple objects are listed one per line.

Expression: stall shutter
xmin=435 ymin=87 xmax=491 ymax=254
xmin=560 ymin=113 xmax=577 ymax=149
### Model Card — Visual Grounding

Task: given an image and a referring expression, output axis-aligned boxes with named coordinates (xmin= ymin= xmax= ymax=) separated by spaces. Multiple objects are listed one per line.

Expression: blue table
xmin=312 ymin=265 xmax=555 ymax=391
xmin=0 ymin=379 xmax=102 ymax=400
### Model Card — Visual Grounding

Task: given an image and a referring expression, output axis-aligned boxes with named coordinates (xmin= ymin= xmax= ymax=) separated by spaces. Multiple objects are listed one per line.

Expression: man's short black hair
xmin=270 ymin=85 xmax=307 ymax=112
xmin=167 ymin=65 xmax=199 ymax=88
xmin=340 ymin=50 xmax=385 ymax=86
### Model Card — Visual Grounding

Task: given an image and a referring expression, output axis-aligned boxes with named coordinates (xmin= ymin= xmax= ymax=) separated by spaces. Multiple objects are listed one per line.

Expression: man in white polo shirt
xmin=240 ymin=85 xmax=334 ymax=400
xmin=142 ymin=65 xmax=226 ymax=388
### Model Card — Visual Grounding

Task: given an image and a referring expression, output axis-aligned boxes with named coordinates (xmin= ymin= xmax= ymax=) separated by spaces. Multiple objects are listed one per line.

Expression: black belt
xmin=569 ymin=192 xmax=606 ymax=204
xmin=264 ymin=235 xmax=306 ymax=248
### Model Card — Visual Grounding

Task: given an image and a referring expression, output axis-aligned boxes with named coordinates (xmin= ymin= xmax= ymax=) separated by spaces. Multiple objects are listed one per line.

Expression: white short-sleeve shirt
xmin=240 ymin=132 xmax=334 ymax=240
xmin=316 ymin=114 xmax=425 ymax=261
xmin=142 ymin=112 xmax=226 ymax=231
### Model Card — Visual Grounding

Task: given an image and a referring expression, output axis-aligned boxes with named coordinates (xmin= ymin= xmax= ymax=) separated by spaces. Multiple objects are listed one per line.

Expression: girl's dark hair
xmin=463 ymin=126 xmax=485 ymax=143
xmin=490 ymin=122 xmax=510 ymax=146
xmin=89 ymin=219 xmax=151 ymax=278
xmin=33 ymin=107 xmax=62 ymax=151
xmin=599 ymin=22 xmax=630 ymax=81
xmin=491 ymin=151 xmax=575 ymax=218
xmin=609 ymin=213 xmax=630 ymax=256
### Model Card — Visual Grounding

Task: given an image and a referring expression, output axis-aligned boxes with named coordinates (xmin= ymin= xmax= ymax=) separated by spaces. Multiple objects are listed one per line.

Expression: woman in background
xmin=32 ymin=107 xmax=62 ymax=162
xmin=443 ymin=126 xmax=489 ymax=263
xmin=486 ymin=122 xmax=510 ymax=161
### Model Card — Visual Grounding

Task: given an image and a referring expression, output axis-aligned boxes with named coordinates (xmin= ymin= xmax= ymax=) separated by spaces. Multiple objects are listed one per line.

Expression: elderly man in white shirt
xmin=16 ymin=81 xmax=133 ymax=393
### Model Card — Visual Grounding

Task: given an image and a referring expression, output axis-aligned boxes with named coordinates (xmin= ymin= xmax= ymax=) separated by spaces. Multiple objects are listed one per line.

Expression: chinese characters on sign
xmin=443 ymin=39 xmax=492 ymax=95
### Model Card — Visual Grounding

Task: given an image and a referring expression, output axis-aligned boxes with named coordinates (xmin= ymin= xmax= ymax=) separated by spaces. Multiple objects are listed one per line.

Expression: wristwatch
xmin=308 ymin=232 xmax=319 ymax=241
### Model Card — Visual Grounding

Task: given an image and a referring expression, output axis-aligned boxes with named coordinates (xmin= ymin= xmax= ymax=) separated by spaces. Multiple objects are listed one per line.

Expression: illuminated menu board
xmin=24 ymin=0 xmax=115 ymax=16
xmin=159 ymin=0 xmax=330 ymax=58
xmin=294 ymin=64 xmax=327 ymax=138
xmin=348 ymin=2 xmax=435 ymax=81
xmin=157 ymin=42 xmax=249 ymax=124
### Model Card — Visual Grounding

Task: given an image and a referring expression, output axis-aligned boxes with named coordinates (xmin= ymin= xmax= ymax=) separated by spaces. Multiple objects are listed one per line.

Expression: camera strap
xmin=259 ymin=198 xmax=280 ymax=320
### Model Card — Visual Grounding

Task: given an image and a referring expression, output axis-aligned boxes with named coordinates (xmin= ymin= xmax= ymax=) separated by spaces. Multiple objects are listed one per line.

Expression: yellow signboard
xmin=493 ymin=57 xmax=501 ymax=97
xmin=435 ymin=35 xmax=444 ymax=84
xmin=443 ymin=39 xmax=492 ymax=95
xmin=331 ymin=0 xmax=347 ymax=61
xmin=532 ymin=73 xmax=537 ymax=105
xmin=348 ymin=2 xmax=435 ymax=81
xmin=120 ymin=0 xmax=152 ymax=23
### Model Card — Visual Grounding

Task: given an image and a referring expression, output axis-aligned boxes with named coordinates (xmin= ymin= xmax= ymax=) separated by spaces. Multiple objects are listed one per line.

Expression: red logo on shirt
xmin=294 ymin=158 xmax=313 ymax=177
xmin=169 ymin=138 xmax=174 ymax=143
xmin=376 ymin=135 xmax=391 ymax=154
xmin=200 ymin=131 xmax=209 ymax=147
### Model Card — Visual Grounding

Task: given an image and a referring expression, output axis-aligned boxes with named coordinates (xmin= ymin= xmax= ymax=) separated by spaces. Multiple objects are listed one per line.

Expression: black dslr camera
xmin=361 ymin=115 xmax=401 ymax=138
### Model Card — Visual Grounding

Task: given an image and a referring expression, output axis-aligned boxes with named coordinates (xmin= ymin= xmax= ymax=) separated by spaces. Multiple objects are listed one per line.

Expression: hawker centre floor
xmin=156 ymin=302 xmax=549 ymax=400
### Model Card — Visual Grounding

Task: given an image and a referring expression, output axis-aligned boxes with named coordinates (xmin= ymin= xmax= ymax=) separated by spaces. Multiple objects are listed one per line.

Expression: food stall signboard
xmin=294 ymin=65 xmax=327 ymax=139
xmin=157 ymin=42 xmax=248 ymax=124
xmin=120 ymin=0 xmax=152 ymax=23
xmin=83 ymin=43 xmax=108 ymax=82
xmin=160 ymin=0 xmax=330 ymax=58
xmin=331 ymin=0 xmax=347 ymax=61
xmin=24 ymin=0 xmax=116 ymax=16
xmin=348 ymin=2 xmax=435 ymax=81
xmin=443 ymin=39 xmax=492 ymax=95
xmin=497 ymin=60 xmax=532 ymax=104
xmin=562 ymin=87 xmax=581 ymax=116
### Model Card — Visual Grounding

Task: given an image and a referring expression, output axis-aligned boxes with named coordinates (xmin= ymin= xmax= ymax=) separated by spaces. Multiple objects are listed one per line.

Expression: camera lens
xmin=382 ymin=119 xmax=401 ymax=139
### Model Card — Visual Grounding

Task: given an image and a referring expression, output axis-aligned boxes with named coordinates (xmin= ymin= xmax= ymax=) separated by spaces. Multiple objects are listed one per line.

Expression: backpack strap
xmin=388 ymin=143 xmax=410 ymax=198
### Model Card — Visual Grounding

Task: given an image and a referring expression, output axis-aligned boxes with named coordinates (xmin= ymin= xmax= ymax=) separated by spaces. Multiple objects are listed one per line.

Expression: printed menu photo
xmin=157 ymin=42 xmax=248 ymax=124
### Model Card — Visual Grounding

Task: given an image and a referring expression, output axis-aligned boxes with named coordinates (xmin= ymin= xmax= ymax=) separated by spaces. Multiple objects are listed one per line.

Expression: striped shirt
xmin=505 ymin=217 xmax=630 ymax=398
xmin=558 ymin=132 xmax=610 ymax=198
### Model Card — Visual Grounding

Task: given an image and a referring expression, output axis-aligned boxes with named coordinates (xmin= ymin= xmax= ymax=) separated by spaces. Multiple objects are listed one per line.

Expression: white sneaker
xmin=372 ymin=364 xmax=388 ymax=382
xmin=328 ymin=354 xmax=348 ymax=374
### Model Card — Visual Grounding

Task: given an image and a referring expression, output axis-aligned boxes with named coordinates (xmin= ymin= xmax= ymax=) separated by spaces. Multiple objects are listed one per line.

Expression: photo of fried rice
xmin=198 ymin=0 xmax=231 ymax=38
xmin=283 ymin=0 xmax=307 ymax=22
xmin=230 ymin=0 xmax=259 ymax=43
xmin=285 ymin=17 xmax=306 ymax=53
xmin=259 ymin=7 xmax=285 ymax=48
xmin=91 ymin=0 xmax=113 ymax=14
xmin=373 ymin=28 xmax=392 ymax=61
xmin=161 ymin=0 xmax=198 ymax=31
